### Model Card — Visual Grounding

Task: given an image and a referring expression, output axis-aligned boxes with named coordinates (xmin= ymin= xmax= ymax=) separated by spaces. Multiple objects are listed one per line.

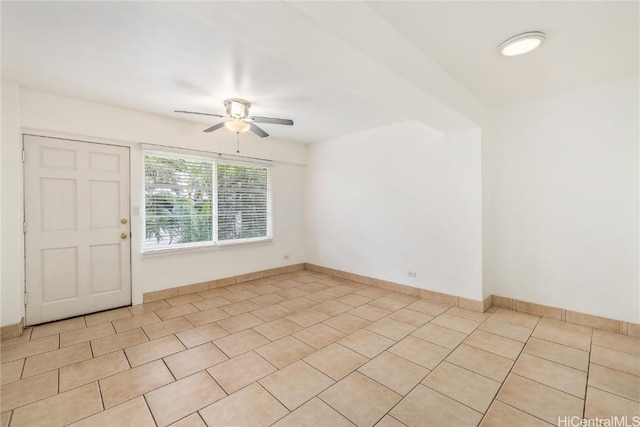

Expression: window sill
xmin=142 ymin=239 xmax=273 ymax=257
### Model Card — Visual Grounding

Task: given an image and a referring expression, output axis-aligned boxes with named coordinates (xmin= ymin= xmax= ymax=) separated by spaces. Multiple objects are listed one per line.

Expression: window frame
xmin=142 ymin=149 xmax=272 ymax=254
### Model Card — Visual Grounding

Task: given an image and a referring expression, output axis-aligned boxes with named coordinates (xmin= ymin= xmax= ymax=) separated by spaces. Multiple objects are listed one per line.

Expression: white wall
xmin=0 ymin=86 xmax=307 ymax=326
xmin=305 ymin=121 xmax=483 ymax=300
xmin=1 ymin=81 xmax=25 ymax=326
xmin=485 ymin=77 xmax=639 ymax=322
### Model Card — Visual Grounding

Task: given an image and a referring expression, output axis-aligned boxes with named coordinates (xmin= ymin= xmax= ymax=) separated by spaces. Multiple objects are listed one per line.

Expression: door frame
xmin=22 ymin=130 xmax=141 ymax=325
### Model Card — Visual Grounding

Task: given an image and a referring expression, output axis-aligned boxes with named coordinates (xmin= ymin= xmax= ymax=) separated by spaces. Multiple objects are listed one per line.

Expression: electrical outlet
xmin=408 ymin=272 xmax=417 ymax=278
xmin=283 ymin=255 xmax=290 ymax=260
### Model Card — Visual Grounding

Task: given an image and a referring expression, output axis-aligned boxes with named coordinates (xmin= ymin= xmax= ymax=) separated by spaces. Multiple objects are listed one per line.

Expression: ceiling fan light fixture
xmin=498 ymin=31 xmax=546 ymax=56
xmin=224 ymin=119 xmax=250 ymax=133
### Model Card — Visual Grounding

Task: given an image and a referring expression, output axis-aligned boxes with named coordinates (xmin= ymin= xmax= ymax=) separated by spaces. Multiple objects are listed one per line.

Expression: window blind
xmin=143 ymin=151 xmax=271 ymax=252
xmin=217 ymin=162 xmax=271 ymax=243
xmin=144 ymin=153 xmax=214 ymax=251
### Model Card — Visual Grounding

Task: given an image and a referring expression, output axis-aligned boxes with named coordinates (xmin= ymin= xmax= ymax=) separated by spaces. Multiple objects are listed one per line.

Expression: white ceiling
xmin=369 ymin=1 xmax=639 ymax=107
xmin=2 ymin=1 xmax=637 ymax=143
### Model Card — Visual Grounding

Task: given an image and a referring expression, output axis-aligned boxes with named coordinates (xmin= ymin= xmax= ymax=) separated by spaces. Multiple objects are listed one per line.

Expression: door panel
xmin=41 ymin=247 xmax=78 ymax=302
xmin=90 ymin=244 xmax=122 ymax=294
xmin=40 ymin=178 xmax=78 ymax=231
xmin=89 ymin=180 xmax=120 ymax=228
xmin=24 ymin=135 xmax=131 ymax=325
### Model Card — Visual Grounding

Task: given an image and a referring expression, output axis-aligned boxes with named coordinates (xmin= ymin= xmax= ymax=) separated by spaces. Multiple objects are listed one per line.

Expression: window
xmin=144 ymin=150 xmax=271 ymax=252
xmin=217 ymin=162 xmax=269 ymax=242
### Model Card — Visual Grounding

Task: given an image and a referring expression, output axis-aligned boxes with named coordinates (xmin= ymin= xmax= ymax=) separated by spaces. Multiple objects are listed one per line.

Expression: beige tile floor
xmin=1 ymin=270 xmax=639 ymax=426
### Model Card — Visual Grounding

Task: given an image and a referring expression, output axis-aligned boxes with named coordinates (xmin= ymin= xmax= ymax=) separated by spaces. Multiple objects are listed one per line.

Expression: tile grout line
xmin=590 ymin=342 xmax=640 ymax=358
xmin=356 ymin=359 xmax=423 ymax=400
xmin=583 ymin=328 xmax=594 ymax=418
xmin=476 ymin=314 xmax=544 ymax=426
xmin=88 ymin=330 xmax=96 ymax=358
xmin=586 ymin=384 xmax=640 ymax=404
xmin=141 ymin=394 xmax=160 ymax=427
xmin=253 ymin=382 xmax=294 ymax=425
xmin=320 ymin=330 xmax=436 ymax=426
xmin=266 ymin=294 xmax=516 ymax=419
xmin=96 ymin=379 xmax=106 ymax=415
xmin=385 ymin=413 xmax=409 ymax=427
xmin=315 ymin=389 xmax=366 ymax=426
xmin=56 ymin=363 xmax=60 ymax=396
xmin=488 ymin=399 xmax=553 ymax=426
xmin=261 ymin=359 xmax=337 ymax=422
xmin=489 ymin=308 xmax=541 ymax=329
xmin=161 ymin=341 xmax=178 ymax=382
xmin=96 ymin=357 xmax=181 ymax=415
xmin=517 ymin=351 xmax=588 ymax=378
xmin=18 ymin=354 xmax=26 ymax=383
xmin=589 ymin=359 xmax=640 ymax=376
xmin=518 ymin=346 xmax=588 ymax=373
xmin=202 ymin=362 xmax=230 ymax=397
xmin=370 ymin=309 xmax=492 ymax=425
xmin=506 ymin=371 xmax=587 ymax=401
xmin=209 ymin=351 xmax=276 ymax=396
xmin=219 ymin=286 xmax=402 ymax=425
xmin=194 ymin=411 xmax=207 ymax=426
xmin=484 ymin=315 xmax=592 ymax=425
xmin=174 ymin=411 xmax=208 ymax=427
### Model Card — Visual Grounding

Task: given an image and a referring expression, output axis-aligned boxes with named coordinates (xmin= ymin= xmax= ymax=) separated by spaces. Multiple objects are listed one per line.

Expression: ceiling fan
xmin=175 ymin=98 xmax=293 ymax=138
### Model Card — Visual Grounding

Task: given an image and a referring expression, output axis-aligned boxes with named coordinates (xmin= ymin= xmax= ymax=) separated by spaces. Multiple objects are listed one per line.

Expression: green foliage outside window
xmin=145 ymin=155 xmax=213 ymax=247
xmin=217 ymin=163 xmax=268 ymax=241
xmin=144 ymin=153 xmax=269 ymax=251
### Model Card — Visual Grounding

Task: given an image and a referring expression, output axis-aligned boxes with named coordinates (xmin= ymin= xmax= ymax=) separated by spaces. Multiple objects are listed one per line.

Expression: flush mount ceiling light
xmin=498 ymin=31 xmax=546 ymax=56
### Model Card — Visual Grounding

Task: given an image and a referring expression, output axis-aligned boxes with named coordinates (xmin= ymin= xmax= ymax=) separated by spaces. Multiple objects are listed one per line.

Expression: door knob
xmin=121 ymin=218 xmax=128 ymax=224
xmin=121 ymin=233 xmax=128 ymax=240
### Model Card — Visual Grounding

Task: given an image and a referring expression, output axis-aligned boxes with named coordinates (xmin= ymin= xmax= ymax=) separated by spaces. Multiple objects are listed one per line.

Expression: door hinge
xmin=23 ymin=221 xmax=26 ymax=233
xmin=24 ymin=292 xmax=27 ymax=305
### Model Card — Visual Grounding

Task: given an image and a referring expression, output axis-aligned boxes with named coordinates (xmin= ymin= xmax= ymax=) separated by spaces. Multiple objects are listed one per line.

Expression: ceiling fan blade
xmin=249 ymin=123 xmax=269 ymax=138
xmin=175 ymin=110 xmax=225 ymax=118
xmin=251 ymin=116 xmax=294 ymax=126
xmin=203 ymin=122 xmax=226 ymax=133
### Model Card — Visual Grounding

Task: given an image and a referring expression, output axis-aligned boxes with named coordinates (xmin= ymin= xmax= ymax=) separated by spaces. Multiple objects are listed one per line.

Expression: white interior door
xmin=24 ymin=135 xmax=131 ymax=325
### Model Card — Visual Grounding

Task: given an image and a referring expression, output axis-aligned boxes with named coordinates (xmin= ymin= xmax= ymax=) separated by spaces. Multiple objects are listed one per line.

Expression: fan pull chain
xmin=236 ymin=132 xmax=240 ymax=153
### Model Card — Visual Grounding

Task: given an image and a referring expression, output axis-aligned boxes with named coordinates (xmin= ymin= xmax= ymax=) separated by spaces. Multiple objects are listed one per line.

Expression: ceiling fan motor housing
xmin=225 ymin=98 xmax=251 ymax=119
